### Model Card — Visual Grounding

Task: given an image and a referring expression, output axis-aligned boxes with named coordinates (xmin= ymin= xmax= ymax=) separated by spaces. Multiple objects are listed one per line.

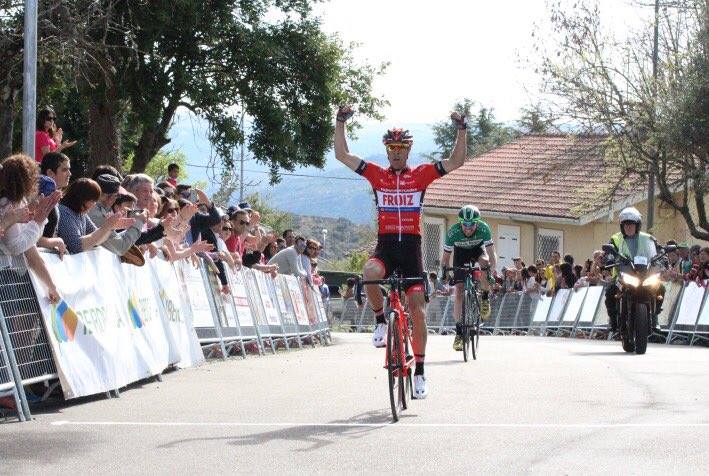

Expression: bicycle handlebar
xmin=358 ymin=276 xmax=427 ymax=286
xmin=354 ymin=275 xmax=429 ymax=305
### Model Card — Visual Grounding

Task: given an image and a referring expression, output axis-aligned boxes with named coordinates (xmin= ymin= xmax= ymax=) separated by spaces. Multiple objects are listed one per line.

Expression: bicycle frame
xmin=384 ymin=287 xmax=414 ymax=377
xmin=355 ymin=271 xmax=428 ymax=420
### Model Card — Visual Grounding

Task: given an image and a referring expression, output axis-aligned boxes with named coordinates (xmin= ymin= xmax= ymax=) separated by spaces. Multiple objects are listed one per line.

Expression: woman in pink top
xmin=35 ymin=106 xmax=76 ymax=162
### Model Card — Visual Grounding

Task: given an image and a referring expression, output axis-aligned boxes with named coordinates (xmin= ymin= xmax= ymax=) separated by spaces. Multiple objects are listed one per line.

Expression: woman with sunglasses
xmin=334 ymin=105 xmax=467 ymax=400
xmin=155 ymin=197 xmax=212 ymax=262
xmin=35 ymin=107 xmax=77 ymax=162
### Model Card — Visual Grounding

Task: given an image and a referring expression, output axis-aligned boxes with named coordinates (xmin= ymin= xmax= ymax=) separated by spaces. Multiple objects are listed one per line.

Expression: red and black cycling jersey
xmin=355 ymin=160 xmax=447 ymax=239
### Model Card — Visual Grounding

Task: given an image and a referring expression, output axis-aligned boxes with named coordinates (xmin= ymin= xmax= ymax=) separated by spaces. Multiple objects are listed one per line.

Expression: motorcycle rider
xmin=603 ymin=207 xmax=664 ymax=334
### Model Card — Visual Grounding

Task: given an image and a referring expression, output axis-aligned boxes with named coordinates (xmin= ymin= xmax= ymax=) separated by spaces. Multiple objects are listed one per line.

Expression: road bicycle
xmin=444 ymin=264 xmax=483 ymax=362
xmin=355 ymin=270 xmax=428 ymax=422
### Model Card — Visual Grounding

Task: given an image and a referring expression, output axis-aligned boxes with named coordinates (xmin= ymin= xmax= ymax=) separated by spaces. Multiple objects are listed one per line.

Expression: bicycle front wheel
xmin=462 ymin=289 xmax=470 ymax=362
xmin=386 ymin=316 xmax=404 ymax=422
xmin=468 ymin=289 xmax=481 ymax=360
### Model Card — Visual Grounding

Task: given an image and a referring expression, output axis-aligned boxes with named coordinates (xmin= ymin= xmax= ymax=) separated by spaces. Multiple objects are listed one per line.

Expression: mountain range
xmin=168 ymin=112 xmax=440 ymax=225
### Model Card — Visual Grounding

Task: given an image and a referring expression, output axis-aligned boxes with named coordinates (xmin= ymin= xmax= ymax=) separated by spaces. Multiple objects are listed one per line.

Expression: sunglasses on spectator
xmin=165 ymin=208 xmax=178 ymax=214
xmin=222 ymin=227 xmax=233 ymax=231
xmin=47 ymin=116 xmax=57 ymax=121
xmin=386 ymin=143 xmax=410 ymax=151
xmin=238 ymin=220 xmax=250 ymax=226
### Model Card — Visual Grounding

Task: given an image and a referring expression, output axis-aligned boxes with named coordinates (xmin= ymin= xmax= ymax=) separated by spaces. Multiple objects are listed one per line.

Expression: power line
xmin=185 ymin=162 xmax=361 ymax=181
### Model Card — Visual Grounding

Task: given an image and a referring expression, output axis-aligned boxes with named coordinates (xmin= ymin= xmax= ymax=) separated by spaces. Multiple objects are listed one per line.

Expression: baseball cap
xmin=96 ymin=174 xmax=121 ymax=194
xmin=38 ymin=175 xmax=56 ymax=197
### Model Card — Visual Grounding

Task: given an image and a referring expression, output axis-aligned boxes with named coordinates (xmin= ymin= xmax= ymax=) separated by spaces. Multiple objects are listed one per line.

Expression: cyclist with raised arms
xmin=334 ymin=105 xmax=467 ymax=399
xmin=440 ymin=205 xmax=497 ymax=351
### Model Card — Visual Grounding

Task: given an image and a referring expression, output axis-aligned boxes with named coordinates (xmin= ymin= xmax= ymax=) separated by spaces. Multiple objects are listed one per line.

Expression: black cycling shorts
xmin=370 ymin=234 xmax=424 ymax=293
xmin=452 ymin=245 xmax=485 ymax=284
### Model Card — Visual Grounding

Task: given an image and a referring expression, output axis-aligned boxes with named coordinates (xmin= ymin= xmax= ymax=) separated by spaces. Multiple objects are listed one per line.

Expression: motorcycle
xmin=601 ymin=244 xmax=675 ymax=355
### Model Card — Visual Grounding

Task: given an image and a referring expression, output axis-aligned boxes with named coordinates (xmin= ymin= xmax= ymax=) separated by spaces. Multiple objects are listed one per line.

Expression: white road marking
xmin=50 ymin=420 xmax=709 ymax=429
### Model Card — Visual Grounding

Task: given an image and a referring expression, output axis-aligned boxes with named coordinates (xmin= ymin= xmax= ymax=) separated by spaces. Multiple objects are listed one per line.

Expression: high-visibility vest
xmin=609 ymin=231 xmax=655 ymax=278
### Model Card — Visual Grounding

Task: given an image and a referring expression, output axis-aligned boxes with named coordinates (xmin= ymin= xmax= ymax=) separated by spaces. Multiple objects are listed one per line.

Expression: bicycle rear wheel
xmin=386 ymin=316 xmax=405 ymax=422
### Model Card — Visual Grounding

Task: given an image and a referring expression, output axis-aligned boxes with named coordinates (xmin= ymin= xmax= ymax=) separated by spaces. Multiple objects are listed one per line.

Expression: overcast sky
xmin=314 ymin=0 xmax=652 ymax=125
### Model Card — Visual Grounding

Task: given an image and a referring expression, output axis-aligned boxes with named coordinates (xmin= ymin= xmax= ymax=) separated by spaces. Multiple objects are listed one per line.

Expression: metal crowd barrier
xmin=329 ymin=280 xmax=709 ymax=345
xmin=0 ymin=320 xmax=28 ymax=421
xmin=189 ymin=258 xmax=331 ymax=356
xmin=0 ymin=251 xmax=332 ymax=421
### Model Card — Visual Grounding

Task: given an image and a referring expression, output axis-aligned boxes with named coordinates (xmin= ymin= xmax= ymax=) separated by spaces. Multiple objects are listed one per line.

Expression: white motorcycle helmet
xmin=618 ymin=207 xmax=642 ymax=236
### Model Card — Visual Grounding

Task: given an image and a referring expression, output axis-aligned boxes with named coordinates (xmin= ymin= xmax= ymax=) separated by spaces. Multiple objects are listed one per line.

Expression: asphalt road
xmin=2 ymin=333 xmax=709 ymax=475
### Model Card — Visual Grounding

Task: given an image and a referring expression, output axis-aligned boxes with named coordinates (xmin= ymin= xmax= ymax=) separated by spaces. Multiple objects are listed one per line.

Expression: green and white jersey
xmin=443 ymin=221 xmax=493 ymax=253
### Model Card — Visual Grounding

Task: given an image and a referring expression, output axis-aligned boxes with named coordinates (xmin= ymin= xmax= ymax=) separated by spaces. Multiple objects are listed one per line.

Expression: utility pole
xmin=239 ymin=112 xmax=245 ymax=203
xmin=647 ymin=0 xmax=660 ymax=231
xmin=22 ymin=0 xmax=38 ymax=158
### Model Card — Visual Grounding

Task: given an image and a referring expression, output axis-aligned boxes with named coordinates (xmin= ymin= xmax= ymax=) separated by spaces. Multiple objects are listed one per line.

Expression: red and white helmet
xmin=382 ymin=128 xmax=413 ymax=145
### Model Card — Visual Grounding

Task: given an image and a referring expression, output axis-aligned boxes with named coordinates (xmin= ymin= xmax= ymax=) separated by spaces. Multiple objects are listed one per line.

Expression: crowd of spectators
xmin=427 ymin=245 xmax=709 ymax=301
xmin=0 ymin=148 xmax=331 ymax=304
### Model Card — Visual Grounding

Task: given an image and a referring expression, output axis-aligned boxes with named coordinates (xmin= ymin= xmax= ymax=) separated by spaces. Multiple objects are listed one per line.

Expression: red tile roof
xmin=424 ymin=134 xmax=628 ymax=221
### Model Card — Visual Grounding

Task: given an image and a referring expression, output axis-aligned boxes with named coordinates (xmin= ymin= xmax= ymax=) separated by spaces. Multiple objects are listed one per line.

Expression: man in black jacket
xmin=189 ymin=188 xmax=229 ymax=293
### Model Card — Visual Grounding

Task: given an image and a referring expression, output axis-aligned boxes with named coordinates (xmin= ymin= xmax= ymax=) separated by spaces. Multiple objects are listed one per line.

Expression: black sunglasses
xmin=239 ymin=220 xmax=250 ymax=226
xmin=47 ymin=116 xmax=57 ymax=121
xmin=222 ymin=227 xmax=233 ymax=231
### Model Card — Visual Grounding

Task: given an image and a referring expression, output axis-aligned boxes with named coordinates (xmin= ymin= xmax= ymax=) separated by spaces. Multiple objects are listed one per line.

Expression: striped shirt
xmin=57 ymin=204 xmax=96 ymax=254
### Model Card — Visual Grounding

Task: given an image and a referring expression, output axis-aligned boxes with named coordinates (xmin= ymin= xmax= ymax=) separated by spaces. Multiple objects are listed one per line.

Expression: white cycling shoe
xmin=372 ymin=323 xmax=387 ymax=348
xmin=413 ymin=375 xmax=428 ymax=399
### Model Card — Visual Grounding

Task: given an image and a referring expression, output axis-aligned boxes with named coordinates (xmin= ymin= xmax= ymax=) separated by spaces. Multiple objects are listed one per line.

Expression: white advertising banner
xmin=274 ymin=276 xmax=296 ymax=325
xmin=254 ymin=271 xmax=281 ymax=326
xmin=226 ymin=268 xmax=254 ymax=328
xmin=30 ymin=250 xmax=171 ymax=399
xmin=532 ymin=295 xmax=552 ymax=323
xmin=178 ymin=260 xmax=214 ymax=328
xmin=561 ymin=287 xmax=587 ymax=324
xmin=548 ymin=289 xmax=571 ymax=323
xmin=675 ymin=282 xmax=705 ymax=326
xmin=285 ymin=275 xmax=310 ymax=326
xmin=148 ymin=257 xmax=205 ymax=368
xmin=578 ymin=286 xmax=604 ymax=324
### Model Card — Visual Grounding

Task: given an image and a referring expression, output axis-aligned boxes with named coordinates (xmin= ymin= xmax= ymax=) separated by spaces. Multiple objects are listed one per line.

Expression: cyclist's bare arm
xmin=334 ymin=106 xmax=363 ymax=172
xmin=441 ymin=250 xmax=452 ymax=270
xmin=440 ymin=112 xmax=467 ymax=173
xmin=485 ymin=244 xmax=498 ymax=274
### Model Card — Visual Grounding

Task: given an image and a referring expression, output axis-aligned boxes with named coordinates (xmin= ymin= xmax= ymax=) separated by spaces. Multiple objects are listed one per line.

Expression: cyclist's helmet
xmin=618 ymin=207 xmax=642 ymax=236
xmin=382 ymin=128 xmax=413 ymax=145
xmin=458 ymin=205 xmax=481 ymax=226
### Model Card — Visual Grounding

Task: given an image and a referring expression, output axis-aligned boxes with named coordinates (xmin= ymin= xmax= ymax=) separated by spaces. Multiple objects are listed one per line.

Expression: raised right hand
xmin=336 ymin=105 xmax=354 ymax=123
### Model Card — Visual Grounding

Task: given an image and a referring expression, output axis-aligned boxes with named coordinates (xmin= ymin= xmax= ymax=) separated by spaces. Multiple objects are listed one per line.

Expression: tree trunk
xmin=130 ymin=128 xmax=171 ymax=173
xmin=86 ymin=92 xmax=123 ymax=176
xmin=0 ymin=84 xmax=18 ymax=160
xmin=129 ymin=100 xmax=178 ymax=173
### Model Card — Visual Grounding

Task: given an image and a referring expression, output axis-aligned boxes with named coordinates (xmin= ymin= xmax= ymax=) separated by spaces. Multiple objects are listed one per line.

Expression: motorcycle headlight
xmin=642 ymin=273 xmax=661 ymax=287
xmin=621 ymin=273 xmax=641 ymax=287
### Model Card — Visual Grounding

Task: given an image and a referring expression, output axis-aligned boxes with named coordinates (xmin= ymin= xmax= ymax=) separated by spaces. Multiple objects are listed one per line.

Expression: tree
xmin=426 ymin=98 xmax=519 ymax=161
xmin=537 ymin=0 xmax=708 ymax=240
xmin=1 ymin=1 xmax=387 ymax=178
xmin=517 ymin=103 xmax=558 ymax=134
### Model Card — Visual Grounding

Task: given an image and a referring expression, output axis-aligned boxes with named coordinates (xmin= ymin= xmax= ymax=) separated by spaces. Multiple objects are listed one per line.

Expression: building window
xmin=537 ymin=228 xmax=564 ymax=262
xmin=422 ymin=217 xmax=445 ymax=272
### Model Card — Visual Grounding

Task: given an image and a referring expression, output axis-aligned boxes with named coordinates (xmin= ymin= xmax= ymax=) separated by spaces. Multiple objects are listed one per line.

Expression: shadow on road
xmin=157 ymin=409 xmax=416 ymax=452
xmin=570 ymin=351 xmax=635 ymax=357
xmin=425 ymin=360 xmax=464 ymax=367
